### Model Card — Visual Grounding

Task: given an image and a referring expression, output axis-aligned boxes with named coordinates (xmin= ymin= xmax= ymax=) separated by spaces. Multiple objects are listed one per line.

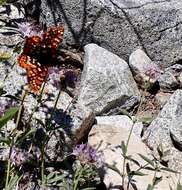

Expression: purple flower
xmin=0 ymin=103 xmax=6 ymax=117
xmin=17 ymin=22 xmax=43 ymax=38
xmin=143 ymin=64 xmax=162 ymax=81
xmin=48 ymin=67 xmax=77 ymax=88
xmin=62 ymin=69 xmax=77 ymax=88
xmin=72 ymin=143 xmax=104 ymax=168
xmin=10 ymin=148 xmax=28 ymax=167
xmin=48 ymin=67 xmax=61 ymax=88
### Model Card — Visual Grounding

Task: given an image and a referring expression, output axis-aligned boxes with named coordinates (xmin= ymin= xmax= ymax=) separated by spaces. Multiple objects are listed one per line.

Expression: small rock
xmin=155 ymin=91 xmax=172 ymax=108
xmin=158 ymin=71 xmax=179 ymax=91
xmin=129 ymin=49 xmax=162 ymax=89
xmin=158 ymin=64 xmax=182 ymax=91
xmin=165 ymin=64 xmax=182 ymax=76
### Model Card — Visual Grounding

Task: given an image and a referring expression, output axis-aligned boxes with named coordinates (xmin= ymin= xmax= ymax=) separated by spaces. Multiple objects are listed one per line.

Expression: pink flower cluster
xmin=48 ymin=67 xmax=77 ymax=88
xmin=10 ymin=148 xmax=28 ymax=167
xmin=144 ymin=63 xmax=162 ymax=81
xmin=72 ymin=143 xmax=104 ymax=168
xmin=17 ymin=22 xmax=43 ymax=38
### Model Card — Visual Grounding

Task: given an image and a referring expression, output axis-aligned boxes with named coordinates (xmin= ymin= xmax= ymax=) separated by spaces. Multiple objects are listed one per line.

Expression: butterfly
xmin=18 ymin=26 xmax=64 ymax=92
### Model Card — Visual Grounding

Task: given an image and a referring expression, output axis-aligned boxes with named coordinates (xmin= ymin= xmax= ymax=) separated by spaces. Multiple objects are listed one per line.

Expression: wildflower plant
xmin=106 ymin=72 xmax=177 ymax=190
xmin=73 ymin=143 xmax=103 ymax=168
xmin=72 ymin=144 xmax=103 ymax=190
xmin=144 ymin=63 xmax=161 ymax=81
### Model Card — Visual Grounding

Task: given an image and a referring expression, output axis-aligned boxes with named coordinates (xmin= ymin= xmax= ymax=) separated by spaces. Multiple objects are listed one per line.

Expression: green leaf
xmin=126 ymin=163 xmax=131 ymax=175
xmin=121 ymin=141 xmax=127 ymax=156
xmin=138 ymin=154 xmax=154 ymax=167
xmin=160 ymin=167 xmax=178 ymax=174
xmin=0 ymin=106 xmax=19 ymax=129
xmin=13 ymin=45 xmax=22 ymax=54
xmin=138 ymin=116 xmax=153 ymax=124
xmin=4 ymin=95 xmax=21 ymax=102
xmin=0 ymin=88 xmax=6 ymax=96
xmin=143 ymin=166 xmax=156 ymax=171
xmin=118 ymin=109 xmax=131 ymax=119
xmin=7 ymin=173 xmax=22 ymax=189
xmin=126 ymin=156 xmax=140 ymax=166
xmin=130 ymin=171 xmax=146 ymax=176
xmin=147 ymin=184 xmax=154 ymax=190
xmin=48 ymin=174 xmax=65 ymax=184
xmin=0 ymin=137 xmax=11 ymax=145
xmin=0 ymin=0 xmax=6 ymax=5
xmin=46 ymin=172 xmax=55 ymax=180
xmin=153 ymin=176 xmax=162 ymax=186
xmin=177 ymin=183 xmax=182 ymax=190
xmin=0 ymin=51 xmax=11 ymax=62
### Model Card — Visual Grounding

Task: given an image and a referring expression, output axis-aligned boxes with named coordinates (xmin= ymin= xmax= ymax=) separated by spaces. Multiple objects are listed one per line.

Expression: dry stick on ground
xmin=74 ymin=112 xmax=96 ymax=145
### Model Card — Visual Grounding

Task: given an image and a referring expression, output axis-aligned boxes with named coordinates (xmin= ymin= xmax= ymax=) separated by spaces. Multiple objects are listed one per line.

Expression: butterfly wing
xmin=18 ymin=55 xmax=48 ymax=92
xmin=42 ymin=26 xmax=64 ymax=59
xmin=23 ymin=36 xmax=42 ymax=56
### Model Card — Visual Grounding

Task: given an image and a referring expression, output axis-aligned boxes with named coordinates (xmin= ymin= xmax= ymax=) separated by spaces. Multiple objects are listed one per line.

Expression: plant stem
xmin=5 ymin=147 xmax=11 ymax=190
xmin=40 ymin=87 xmax=62 ymax=186
xmin=11 ymin=89 xmax=27 ymax=135
xmin=26 ymin=81 xmax=46 ymax=124
xmin=122 ymin=122 xmax=135 ymax=188
xmin=122 ymin=88 xmax=147 ymax=189
xmin=41 ymin=145 xmax=45 ymax=185
xmin=5 ymin=89 xmax=27 ymax=189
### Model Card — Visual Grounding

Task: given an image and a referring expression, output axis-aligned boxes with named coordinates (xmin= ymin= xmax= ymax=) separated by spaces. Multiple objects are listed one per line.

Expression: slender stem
xmin=52 ymin=88 xmax=61 ymax=116
xmin=5 ymin=149 xmax=11 ymax=189
xmin=26 ymin=80 xmax=46 ymax=124
xmin=41 ymin=145 xmax=45 ymax=185
xmin=5 ymin=90 xmax=27 ymax=189
xmin=40 ymin=87 xmax=62 ymax=186
xmin=122 ymin=88 xmax=147 ymax=189
xmin=152 ymin=162 xmax=158 ymax=186
xmin=11 ymin=89 xmax=27 ymax=135
xmin=46 ymin=86 xmax=62 ymax=132
xmin=122 ymin=122 xmax=135 ymax=188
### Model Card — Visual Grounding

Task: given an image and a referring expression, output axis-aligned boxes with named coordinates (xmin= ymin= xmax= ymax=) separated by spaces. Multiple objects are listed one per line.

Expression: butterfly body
xmin=18 ymin=26 xmax=64 ymax=92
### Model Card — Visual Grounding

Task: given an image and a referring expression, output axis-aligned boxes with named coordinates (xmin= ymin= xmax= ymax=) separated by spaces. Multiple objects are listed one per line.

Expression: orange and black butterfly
xmin=18 ymin=26 xmax=64 ymax=92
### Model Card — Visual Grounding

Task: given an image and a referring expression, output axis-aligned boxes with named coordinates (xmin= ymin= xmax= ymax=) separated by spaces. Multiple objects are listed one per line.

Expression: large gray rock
xmin=39 ymin=0 xmax=182 ymax=68
xmin=78 ymin=44 xmax=140 ymax=114
xmin=143 ymin=90 xmax=182 ymax=171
